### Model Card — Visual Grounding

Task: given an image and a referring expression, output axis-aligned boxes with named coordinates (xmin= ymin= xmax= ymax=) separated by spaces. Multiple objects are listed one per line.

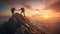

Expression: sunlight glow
xmin=43 ymin=15 xmax=50 ymax=19
xmin=14 ymin=8 xmax=60 ymax=20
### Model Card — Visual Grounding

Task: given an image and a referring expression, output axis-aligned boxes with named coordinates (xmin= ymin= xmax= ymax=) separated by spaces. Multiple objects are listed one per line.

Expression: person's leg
xmin=21 ymin=11 xmax=25 ymax=16
xmin=12 ymin=11 xmax=14 ymax=16
xmin=12 ymin=11 xmax=13 ymax=15
xmin=21 ymin=11 xmax=23 ymax=15
xmin=23 ymin=12 xmax=25 ymax=16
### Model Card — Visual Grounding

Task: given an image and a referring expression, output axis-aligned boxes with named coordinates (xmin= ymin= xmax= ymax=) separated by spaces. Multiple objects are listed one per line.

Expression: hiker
xmin=11 ymin=8 xmax=15 ymax=15
xmin=19 ymin=7 xmax=25 ymax=16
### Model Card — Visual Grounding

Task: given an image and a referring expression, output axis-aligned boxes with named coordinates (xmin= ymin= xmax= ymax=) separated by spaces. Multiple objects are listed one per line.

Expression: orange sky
xmin=0 ymin=0 xmax=60 ymax=32
xmin=0 ymin=0 xmax=60 ymax=16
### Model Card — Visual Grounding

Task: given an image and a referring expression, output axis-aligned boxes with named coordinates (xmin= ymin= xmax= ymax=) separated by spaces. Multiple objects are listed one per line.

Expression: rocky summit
xmin=1 ymin=13 xmax=51 ymax=34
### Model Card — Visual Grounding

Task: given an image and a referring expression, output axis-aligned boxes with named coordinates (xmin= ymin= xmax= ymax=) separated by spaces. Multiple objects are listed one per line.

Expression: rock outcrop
xmin=1 ymin=13 xmax=50 ymax=34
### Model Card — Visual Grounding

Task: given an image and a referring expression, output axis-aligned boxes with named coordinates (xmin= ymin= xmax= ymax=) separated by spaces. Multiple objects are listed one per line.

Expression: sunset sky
xmin=0 ymin=0 xmax=60 ymax=32
xmin=0 ymin=0 xmax=60 ymax=17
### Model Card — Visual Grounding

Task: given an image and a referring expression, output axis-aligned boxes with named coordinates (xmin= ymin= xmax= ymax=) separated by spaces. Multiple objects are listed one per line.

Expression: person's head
xmin=11 ymin=8 xmax=15 ymax=11
xmin=21 ymin=7 xmax=24 ymax=9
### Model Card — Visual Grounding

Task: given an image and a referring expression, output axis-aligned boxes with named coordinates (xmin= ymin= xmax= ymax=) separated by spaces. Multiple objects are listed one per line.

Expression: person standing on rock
xmin=20 ymin=7 xmax=25 ymax=16
xmin=11 ymin=8 xmax=15 ymax=15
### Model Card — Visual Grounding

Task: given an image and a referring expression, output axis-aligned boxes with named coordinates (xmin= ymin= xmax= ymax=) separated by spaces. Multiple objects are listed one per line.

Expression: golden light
xmin=43 ymin=15 xmax=51 ymax=19
xmin=39 ymin=9 xmax=60 ymax=20
xmin=38 ymin=10 xmax=53 ymax=19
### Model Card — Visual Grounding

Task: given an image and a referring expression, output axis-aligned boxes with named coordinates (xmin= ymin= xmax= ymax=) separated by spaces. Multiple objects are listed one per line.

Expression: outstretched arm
xmin=16 ymin=9 xmax=21 ymax=11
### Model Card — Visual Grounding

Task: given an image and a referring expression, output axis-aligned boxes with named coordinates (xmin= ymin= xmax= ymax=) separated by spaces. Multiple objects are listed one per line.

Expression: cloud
xmin=50 ymin=1 xmax=60 ymax=11
xmin=1 ymin=0 xmax=32 ymax=10
xmin=45 ymin=0 xmax=60 ymax=12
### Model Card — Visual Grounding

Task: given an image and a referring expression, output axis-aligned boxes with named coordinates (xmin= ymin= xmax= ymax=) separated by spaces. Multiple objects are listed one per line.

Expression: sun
xmin=44 ymin=15 xmax=50 ymax=19
xmin=39 ymin=9 xmax=53 ymax=19
xmin=40 ymin=13 xmax=51 ymax=19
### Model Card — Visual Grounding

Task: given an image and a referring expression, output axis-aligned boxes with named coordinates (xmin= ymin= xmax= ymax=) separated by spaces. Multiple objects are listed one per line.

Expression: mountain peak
xmin=1 ymin=13 xmax=50 ymax=34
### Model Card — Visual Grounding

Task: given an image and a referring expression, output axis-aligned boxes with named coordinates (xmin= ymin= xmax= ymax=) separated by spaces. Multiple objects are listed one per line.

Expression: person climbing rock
xmin=11 ymin=8 xmax=15 ymax=15
xmin=20 ymin=7 xmax=25 ymax=16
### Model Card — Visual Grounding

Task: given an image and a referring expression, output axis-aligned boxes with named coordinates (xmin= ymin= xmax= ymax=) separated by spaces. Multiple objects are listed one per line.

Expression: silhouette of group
xmin=11 ymin=7 xmax=25 ymax=16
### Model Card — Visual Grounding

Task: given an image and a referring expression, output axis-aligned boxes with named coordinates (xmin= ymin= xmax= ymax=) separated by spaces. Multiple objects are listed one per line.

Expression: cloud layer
xmin=1 ymin=0 xmax=32 ymax=10
xmin=45 ymin=0 xmax=60 ymax=12
xmin=1 ymin=0 xmax=60 ymax=12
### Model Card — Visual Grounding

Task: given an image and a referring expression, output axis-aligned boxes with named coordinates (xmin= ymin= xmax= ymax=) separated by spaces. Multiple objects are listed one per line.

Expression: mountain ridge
xmin=1 ymin=13 xmax=51 ymax=34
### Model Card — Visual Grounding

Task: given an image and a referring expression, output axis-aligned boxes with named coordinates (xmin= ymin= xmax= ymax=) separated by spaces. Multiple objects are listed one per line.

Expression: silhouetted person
xmin=20 ymin=7 xmax=25 ymax=16
xmin=11 ymin=8 xmax=15 ymax=15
